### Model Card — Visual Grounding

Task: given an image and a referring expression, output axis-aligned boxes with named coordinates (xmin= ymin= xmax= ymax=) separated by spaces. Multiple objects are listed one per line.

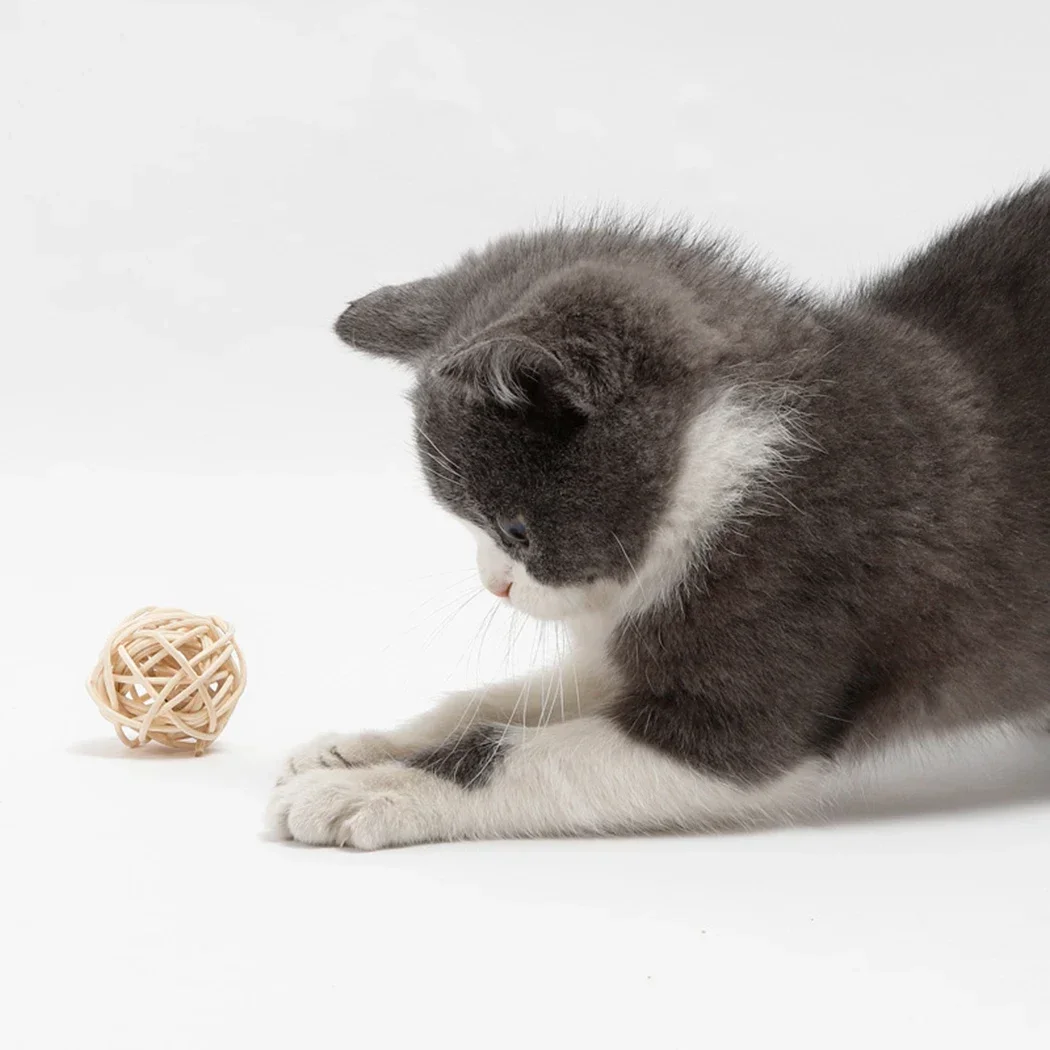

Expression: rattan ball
xmin=87 ymin=606 xmax=247 ymax=755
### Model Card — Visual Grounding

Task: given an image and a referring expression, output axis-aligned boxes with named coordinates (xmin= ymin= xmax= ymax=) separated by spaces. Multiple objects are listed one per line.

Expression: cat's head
xmin=334 ymin=232 xmax=785 ymax=622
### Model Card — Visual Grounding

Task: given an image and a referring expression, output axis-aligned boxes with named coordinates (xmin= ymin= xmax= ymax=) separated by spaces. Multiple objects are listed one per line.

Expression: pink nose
xmin=487 ymin=580 xmax=512 ymax=599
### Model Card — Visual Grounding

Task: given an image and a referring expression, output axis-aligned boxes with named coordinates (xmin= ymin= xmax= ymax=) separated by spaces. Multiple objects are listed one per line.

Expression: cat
xmin=267 ymin=179 xmax=1050 ymax=850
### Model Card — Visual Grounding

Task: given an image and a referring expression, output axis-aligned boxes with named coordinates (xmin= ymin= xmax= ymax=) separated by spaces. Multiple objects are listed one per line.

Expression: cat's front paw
xmin=277 ymin=732 xmax=403 ymax=784
xmin=265 ymin=766 xmax=457 ymax=850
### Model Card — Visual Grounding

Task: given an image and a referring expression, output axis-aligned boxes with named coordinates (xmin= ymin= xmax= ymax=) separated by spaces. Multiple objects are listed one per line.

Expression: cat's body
xmin=268 ymin=180 xmax=1050 ymax=849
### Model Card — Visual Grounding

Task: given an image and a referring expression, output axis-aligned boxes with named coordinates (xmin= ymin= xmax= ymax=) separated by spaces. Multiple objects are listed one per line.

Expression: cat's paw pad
xmin=277 ymin=732 xmax=400 ymax=784
xmin=265 ymin=766 xmax=454 ymax=850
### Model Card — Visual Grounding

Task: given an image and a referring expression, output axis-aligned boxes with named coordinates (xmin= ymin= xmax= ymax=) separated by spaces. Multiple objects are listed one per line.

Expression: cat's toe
xmin=266 ymin=768 xmax=361 ymax=846
xmin=265 ymin=766 xmax=455 ymax=850
xmin=277 ymin=731 xmax=399 ymax=784
xmin=264 ymin=777 xmax=296 ymax=840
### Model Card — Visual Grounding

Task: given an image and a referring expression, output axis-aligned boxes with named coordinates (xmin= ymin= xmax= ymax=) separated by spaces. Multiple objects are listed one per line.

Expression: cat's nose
xmin=486 ymin=580 xmax=512 ymax=599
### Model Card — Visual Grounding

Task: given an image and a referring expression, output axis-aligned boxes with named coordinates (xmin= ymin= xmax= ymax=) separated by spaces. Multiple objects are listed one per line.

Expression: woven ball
xmin=87 ymin=606 xmax=247 ymax=755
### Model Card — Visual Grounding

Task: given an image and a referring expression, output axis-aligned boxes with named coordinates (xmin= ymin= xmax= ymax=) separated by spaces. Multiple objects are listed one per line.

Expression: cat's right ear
xmin=333 ymin=277 xmax=452 ymax=364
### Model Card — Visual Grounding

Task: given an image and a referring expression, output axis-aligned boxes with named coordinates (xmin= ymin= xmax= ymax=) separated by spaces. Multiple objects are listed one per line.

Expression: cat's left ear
xmin=333 ymin=277 xmax=453 ymax=363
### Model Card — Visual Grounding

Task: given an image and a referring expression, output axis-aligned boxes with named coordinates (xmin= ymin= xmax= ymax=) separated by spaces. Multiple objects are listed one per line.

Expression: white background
xmin=5 ymin=1 xmax=1050 ymax=1047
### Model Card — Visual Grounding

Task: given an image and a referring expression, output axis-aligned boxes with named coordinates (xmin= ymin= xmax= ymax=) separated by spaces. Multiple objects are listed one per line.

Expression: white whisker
xmin=414 ymin=424 xmax=464 ymax=476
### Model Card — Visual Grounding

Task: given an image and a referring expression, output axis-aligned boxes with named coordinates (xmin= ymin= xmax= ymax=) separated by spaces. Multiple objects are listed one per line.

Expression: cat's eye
xmin=499 ymin=518 xmax=530 ymax=546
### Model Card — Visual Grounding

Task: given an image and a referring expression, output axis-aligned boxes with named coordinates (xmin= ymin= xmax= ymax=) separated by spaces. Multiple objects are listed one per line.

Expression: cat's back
xmin=866 ymin=178 xmax=1050 ymax=347
xmin=865 ymin=178 xmax=1050 ymax=478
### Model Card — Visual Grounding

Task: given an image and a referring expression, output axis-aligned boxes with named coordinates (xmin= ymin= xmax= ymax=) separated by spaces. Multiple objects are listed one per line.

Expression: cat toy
xmin=86 ymin=606 xmax=247 ymax=755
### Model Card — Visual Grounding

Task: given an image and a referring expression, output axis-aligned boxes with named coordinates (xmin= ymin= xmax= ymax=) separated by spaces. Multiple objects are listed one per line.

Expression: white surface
xmin=5 ymin=1 xmax=1050 ymax=1047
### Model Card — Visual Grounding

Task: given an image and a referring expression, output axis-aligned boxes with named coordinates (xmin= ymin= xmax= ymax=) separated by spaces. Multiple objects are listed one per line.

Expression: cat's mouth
xmin=493 ymin=572 xmax=626 ymax=623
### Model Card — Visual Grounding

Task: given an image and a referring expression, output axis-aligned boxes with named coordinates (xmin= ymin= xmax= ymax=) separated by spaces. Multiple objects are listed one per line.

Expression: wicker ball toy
xmin=86 ymin=606 xmax=247 ymax=755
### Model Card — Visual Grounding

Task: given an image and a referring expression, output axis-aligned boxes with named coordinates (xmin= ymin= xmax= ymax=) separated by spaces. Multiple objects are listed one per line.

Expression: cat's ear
xmin=432 ymin=334 xmax=621 ymax=417
xmin=431 ymin=262 xmax=677 ymax=414
xmin=333 ymin=277 xmax=453 ymax=362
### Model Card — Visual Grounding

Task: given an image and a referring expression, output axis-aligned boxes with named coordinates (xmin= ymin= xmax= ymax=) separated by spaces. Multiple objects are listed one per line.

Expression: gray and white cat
xmin=267 ymin=180 xmax=1050 ymax=849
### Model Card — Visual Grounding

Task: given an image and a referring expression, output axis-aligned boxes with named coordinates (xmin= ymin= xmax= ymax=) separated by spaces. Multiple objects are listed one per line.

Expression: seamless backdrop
xmin=5 ymin=2 xmax=1050 ymax=1048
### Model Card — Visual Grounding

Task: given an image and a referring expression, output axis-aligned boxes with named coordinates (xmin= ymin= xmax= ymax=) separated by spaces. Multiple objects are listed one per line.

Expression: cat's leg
xmin=278 ymin=660 xmax=608 ymax=781
xmin=266 ymin=712 xmax=824 ymax=849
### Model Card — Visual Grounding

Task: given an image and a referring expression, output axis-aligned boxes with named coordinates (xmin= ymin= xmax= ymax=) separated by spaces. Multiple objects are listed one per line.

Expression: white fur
xmin=625 ymin=388 xmax=792 ymax=609
xmin=268 ymin=718 xmax=824 ymax=849
xmin=279 ymin=659 xmax=614 ymax=781
xmin=269 ymin=386 xmax=802 ymax=848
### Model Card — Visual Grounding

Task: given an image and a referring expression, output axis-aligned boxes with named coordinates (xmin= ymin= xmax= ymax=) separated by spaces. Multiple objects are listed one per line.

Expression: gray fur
xmin=335 ymin=180 xmax=1050 ymax=787
xmin=405 ymin=723 xmax=509 ymax=788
